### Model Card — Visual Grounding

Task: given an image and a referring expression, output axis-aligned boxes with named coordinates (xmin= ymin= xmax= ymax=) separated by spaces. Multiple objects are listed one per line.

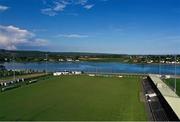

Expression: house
xmin=0 ymin=82 xmax=3 ymax=86
xmin=4 ymin=82 xmax=7 ymax=86
xmin=21 ymin=78 xmax=24 ymax=82
xmin=67 ymin=58 xmax=73 ymax=62
xmin=147 ymin=60 xmax=153 ymax=64
xmin=59 ymin=59 xmax=64 ymax=62
xmin=160 ymin=60 xmax=165 ymax=63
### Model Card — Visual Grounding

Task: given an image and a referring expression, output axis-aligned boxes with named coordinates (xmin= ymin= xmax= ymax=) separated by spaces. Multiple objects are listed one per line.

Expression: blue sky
xmin=0 ymin=0 xmax=180 ymax=54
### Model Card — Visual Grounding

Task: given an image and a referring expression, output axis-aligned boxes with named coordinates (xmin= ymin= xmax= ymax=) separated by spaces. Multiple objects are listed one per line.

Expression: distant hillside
xmin=0 ymin=49 xmax=127 ymax=62
xmin=0 ymin=49 xmax=179 ymax=64
xmin=0 ymin=49 xmax=126 ymax=57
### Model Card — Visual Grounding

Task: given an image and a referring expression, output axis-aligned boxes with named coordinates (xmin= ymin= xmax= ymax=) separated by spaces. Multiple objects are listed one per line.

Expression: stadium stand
xmin=147 ymin=74 xmax=180 ymax=121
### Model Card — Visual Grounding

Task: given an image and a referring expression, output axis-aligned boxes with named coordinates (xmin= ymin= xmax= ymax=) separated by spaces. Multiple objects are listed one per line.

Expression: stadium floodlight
xmin=45 ymin=54 xmax=48 ymax=75
xmin=145 ymin=55 xmax=147 ymax=75
xmin=96 ymin=67 xmax=97 ymax=74
xmin=13 ymin=53 xmax=16 ymax=81
xmin=159 ymin=55 xmax=161 ymax=76
xmin=174 ymin=55 xmax=177 ymax=93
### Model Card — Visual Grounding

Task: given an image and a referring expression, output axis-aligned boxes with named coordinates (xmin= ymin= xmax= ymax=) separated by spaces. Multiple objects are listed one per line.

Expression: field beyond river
xmin=0 ymin=75 xmax=147 ymax=121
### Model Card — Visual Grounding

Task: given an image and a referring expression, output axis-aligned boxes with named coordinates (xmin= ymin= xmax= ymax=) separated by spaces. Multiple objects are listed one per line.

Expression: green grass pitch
xmin=0 ymin=75 xmax=147 ymax=121
xmin=165 ymin=78 xmax=180 ymax=96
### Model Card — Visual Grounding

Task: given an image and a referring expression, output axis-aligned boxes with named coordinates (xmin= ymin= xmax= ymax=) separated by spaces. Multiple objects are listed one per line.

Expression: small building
xmin=72 ymin=71 xmax=82 ymax=75
xmin=88 ymin=74 xmax=95 ymax=77
xmin=165 ymin=75 xmax=171 ymax=79
xmin=59 ymin=59 xmax=64 ymax=62
xmin=147 ymin=60 xmax=154 ymax=64
xmin=67 ymin=58 xmax=73 ymax=62
xmin=4 ymin=82 xmax=7 ymax=86
xmin=0 ymin=82 xmax=3 ymax=86
xmin=118 ymin=75 xmax=123 ymax=78
xmin=160 ymin=60 xmax=165 ymax=63
xmin=53 ymin=71 xmax=69 ymax=76
xmin=10 ymin=81 xmax=14 ymax=84
xmin=21 ymin=78 xmax=24 ymax=82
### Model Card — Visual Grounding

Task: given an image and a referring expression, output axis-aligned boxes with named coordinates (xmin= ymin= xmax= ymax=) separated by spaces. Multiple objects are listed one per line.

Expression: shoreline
xmin=1 ymin=60 xmax=180 ymax=66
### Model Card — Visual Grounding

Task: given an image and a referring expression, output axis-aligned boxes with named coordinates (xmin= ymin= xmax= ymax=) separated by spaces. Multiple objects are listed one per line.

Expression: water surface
xmin=1 ymin=62 xmax=180 ymax=75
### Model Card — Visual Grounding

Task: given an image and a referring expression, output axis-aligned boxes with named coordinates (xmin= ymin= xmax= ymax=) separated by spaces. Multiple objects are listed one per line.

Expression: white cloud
xmin=41 ymin=8 xmax=58 ymax=16
xmin=0 ymin=5 xmax=9 ymax=12
xmin=41 ymin=0 xmax=97 ymax=16
xmin=84 ymin=4 xmax=94 ymax=10
xmin=53 ymin=1 xmax=68 ymax=11
xmin=41 ymin=0 xmax=70 ymax=16
xmin=0 ymin=25 xmax=48 ymax=50
xmin=77 ymin=0 xmax=88 ymax=5
xmin=57 ymin=34 xmax=89 ymax=38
